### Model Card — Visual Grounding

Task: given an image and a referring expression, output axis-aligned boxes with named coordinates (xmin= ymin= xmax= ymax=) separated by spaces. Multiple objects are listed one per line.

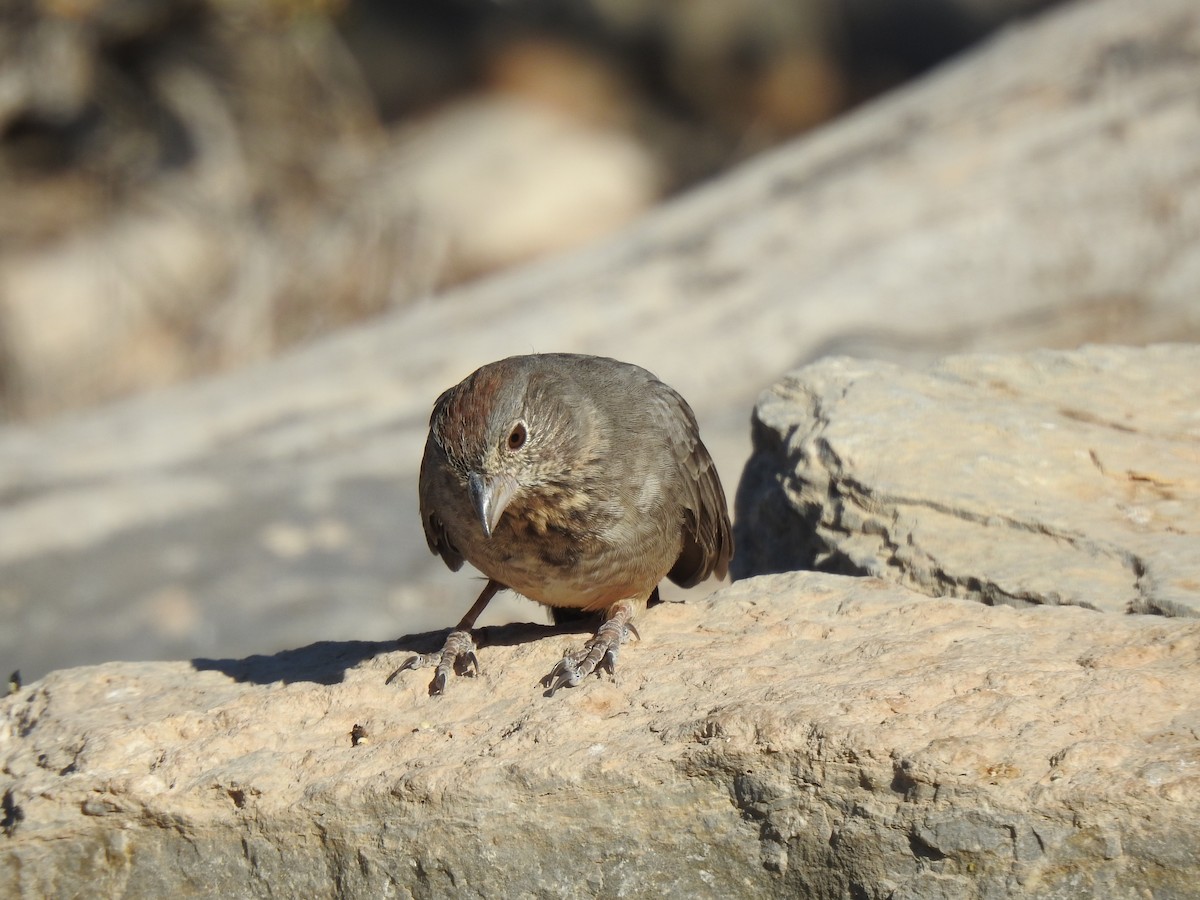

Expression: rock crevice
xmin=735 ymin=346 xmax=1200 ymax=618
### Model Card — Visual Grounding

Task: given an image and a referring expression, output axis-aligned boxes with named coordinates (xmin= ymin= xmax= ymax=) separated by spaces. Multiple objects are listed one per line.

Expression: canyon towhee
xmin=389 ymin=353 xmax=732 ymax=695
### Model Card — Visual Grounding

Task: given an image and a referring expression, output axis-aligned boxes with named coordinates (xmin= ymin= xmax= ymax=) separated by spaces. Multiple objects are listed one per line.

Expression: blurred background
xmin=1 ymin=0 xmax=1055 ymax=421
xmin=5 ymin=0 xmax=1196 ymax=684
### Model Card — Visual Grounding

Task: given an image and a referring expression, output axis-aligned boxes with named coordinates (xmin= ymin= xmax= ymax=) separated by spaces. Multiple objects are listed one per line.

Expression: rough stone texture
xmin=734 ymin=345 xmax=1200 ymax=618
xmin=4 ymin=0 xmax=1200 ymax=682
xmin=4 ymin=572 xmax=1200 ymax=898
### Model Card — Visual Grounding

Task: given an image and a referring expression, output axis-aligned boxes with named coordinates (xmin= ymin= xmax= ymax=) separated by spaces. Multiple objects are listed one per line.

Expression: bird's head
xmin=430 ymin=360 xmax=597 ymax=538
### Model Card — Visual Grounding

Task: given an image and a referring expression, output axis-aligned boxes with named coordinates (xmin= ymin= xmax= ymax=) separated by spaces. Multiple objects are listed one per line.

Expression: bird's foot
xmin=541 ymin=606 xmax=639 ymax=695
xmin=386 ymin=629 xmax=479 ymax=696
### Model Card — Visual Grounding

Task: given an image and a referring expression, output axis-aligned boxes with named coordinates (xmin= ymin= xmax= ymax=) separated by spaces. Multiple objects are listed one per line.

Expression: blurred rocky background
xmin=1 ymin=0 xmax=1055 ymax=420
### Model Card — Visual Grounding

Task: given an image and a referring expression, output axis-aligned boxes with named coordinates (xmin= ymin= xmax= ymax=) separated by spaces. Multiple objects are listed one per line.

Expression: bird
xmin=388 ymin=353 xmax=732 ymax=696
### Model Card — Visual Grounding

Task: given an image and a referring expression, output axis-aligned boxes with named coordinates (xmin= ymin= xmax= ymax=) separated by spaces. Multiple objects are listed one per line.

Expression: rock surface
xmin=735 ymin=345 xmax=1200 ymax=617
xmin=3 ymin=571 xmax=1199 ymax=898
xmin=4 ymin=0 xmax=1200 ymax=681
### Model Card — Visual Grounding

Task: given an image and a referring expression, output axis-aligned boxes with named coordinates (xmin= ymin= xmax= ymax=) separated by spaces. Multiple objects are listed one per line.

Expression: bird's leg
xmin=542 ymin=599 xmax=641 ymax=695
xmin=386 ymin=579 xmax=504 ymax=696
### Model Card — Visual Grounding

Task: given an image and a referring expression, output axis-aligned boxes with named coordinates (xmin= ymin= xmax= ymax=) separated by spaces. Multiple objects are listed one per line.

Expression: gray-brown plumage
xmin=390 ymin=353 xmax=731 ymax=695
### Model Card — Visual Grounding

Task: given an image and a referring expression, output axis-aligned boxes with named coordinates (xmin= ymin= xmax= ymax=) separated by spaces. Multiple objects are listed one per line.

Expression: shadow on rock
xmin=190 ymin=619 xmax=595 ymax=686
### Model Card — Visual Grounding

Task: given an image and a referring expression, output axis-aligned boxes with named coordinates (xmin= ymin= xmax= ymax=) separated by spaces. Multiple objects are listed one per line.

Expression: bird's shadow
xmin=191 ymin=618 xmax=599 ymax=686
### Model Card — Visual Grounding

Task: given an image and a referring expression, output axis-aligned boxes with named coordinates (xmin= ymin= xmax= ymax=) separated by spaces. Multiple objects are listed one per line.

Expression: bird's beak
xmin=468 ymin=471 xmax=518 ymax=538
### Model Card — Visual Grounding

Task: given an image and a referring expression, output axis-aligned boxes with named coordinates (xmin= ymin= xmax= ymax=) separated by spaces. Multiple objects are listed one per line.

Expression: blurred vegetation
xmin=0 ymin=0 xmax=1057 ymax=419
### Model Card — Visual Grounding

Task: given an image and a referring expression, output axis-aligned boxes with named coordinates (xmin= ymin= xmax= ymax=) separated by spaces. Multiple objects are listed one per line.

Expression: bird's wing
xmin=419 ymin=392 xmax=465 ymax=572
xmin=657 ymin=385 xmax=733 ymax=588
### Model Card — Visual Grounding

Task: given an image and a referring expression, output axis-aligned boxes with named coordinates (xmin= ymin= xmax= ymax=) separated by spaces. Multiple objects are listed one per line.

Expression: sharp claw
xmin=540 ymin=656 xmax=581 ymax=694
xmin=544 ymin=666 xmax=581 ymax=697
xmin=388 ymin=630 xmax=478 ymax=694
xmin=385 ymin=655 xmax=424 ymax=684
xmin=597 ymin=646 xmax=618 ymax=678
xmin=553 ymin=674 xmax=577 ymax=693
xmin=455 ymin=651 xmax=480 ymax=678
xmin=543 ymin=607 xmax=636 ymax=694
xmin=540 ymin=660 xmax=567 ymax=689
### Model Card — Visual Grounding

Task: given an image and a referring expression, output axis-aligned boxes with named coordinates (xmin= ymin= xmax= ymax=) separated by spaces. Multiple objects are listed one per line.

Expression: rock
xmin=3 ymin=571 xmax=1198 ymax=898
xmin=734 ymin=345 xmax=1200 ymax=617
xmin=379 ymin=95 xmax=660 ymax=284
xmin=5 ymin=0 xmax=1200 ymax=681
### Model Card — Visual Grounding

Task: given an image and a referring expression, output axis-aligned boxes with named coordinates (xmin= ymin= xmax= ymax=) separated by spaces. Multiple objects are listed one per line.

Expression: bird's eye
xmin=506 ymin=422 xmax=528 ymax=451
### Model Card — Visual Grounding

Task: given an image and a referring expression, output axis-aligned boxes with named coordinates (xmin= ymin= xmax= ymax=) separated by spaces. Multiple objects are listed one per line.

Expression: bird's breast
xmin=453 ymin=495 xmax=680 ymax=611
